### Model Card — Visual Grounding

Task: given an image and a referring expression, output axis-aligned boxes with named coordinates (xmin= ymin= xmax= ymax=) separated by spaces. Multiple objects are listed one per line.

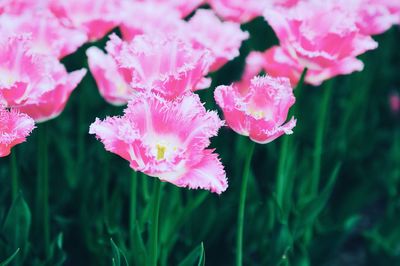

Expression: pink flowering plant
xmin=0 ymin=1 xmax=399 ymax=266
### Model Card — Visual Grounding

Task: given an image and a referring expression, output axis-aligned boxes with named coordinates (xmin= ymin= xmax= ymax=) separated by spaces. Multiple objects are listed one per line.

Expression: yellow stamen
xmin=156 ymin=144 xmax=167 ymax=160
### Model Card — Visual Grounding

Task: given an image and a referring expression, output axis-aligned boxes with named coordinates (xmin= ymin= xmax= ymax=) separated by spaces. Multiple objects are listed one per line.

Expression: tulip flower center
xmin=151 ymin=137 xmax=180 ymax=161
xmin=156 ymin=144 xmax=167 ymax=160
xmin=248 ymin=107 xmax=265 ymax=119
xmin=0 ymin=69 xmax=17 ymax=87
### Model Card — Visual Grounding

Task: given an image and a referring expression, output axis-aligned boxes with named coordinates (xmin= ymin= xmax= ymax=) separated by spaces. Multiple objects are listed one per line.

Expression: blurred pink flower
xmin=106 ymin=34 xmax=212 ymax=100
xmin=0 ymin=0 xmax=49 ymax=15
xmin=49 ymin=0 xmax=122 ymax=40
xmin=207 ymin=0 xmax=268 ymax=23
xmin=86 ymin=46 xmax=133 ymax=106
xmin=215 ymin=76 xmax=296 ymax=144
xmin=0 ymin=34 xmax=86 ymax=122
xmin=0 ymin=11 xmax=87 ymax=58
xmin=390 ymin=92 xmax=400 ymax=114
xmin=120 ymin=2 xmax=185 ymax=42
xmin=89 ymin=93 xmax=227 ymax=194
xmin=187 ymin=9 xmax=249 ymax=72
xmin=343 ymin=0 xmax=400 ymax=35
xmin=14 ymin=57 xmax=86 ymax=123
xmin=0 ymin=35 xmax=49 ymax=107
xmin=138 ymin=0 xmax=204 ymax=18
xmin=0 ymin=107 xmax=34 ymax=157
xmin=234 ymin=52 xmax=266 ymax=92
xmin=206 ymin=0 xmax=298 ymax=23
xmin=264 ymin=1 xmax=378 ymax=86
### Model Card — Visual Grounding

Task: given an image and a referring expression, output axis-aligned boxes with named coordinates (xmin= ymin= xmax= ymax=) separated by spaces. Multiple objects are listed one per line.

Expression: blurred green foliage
xmin=0 ymin=18 xmax=399 ymax=266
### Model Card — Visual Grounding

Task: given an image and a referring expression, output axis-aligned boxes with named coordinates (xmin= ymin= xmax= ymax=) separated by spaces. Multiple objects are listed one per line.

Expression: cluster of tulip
xmin=0 ymin=0 xmax=399 ymax=264
xmin=2 ymin=0 xmax=398 ymax=189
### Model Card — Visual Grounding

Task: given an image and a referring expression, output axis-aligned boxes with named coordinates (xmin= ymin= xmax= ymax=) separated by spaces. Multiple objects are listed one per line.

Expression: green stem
xmin=310 ymin=80 xmax=334 ymax=196
xmin=10 ymin=150 xmax=18 ymax=201
xmin=276 ymin=136 xmax=290 ymax=211
xmin=142 ymin=174 xmax=150 ymax=202
xmin=148 ymin=179 xmax=162 ymax=266
xmin=37 ymin=124 xmax=50 ymax=257
xmin=130 ymin=171 xmax=137 ymax=247
xmin=276 ymin=68 xmax=307 ymax=218
xmin=236 ymin=141 xmax=256 ymax=266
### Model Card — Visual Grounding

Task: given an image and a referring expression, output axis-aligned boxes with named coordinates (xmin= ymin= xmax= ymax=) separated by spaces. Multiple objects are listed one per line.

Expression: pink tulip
xmin=120 ymin=2 xmax=185 ymax=42
xmin=137 ymin=0 xmax=204 ymax=18
xmin=0 ymin=34 xmax=86 ymax=122
xmin=206 ymin=0 xmax=298 ymax=23
xmin=90 ymin=93 xmax=227 ymax=194
xmin=14 ymin=57 xmax=86 ymax=122
xmin=342 ymin=0 xmax=400 ymax=35
xmin=390 ymin=92 xmax=400 ymax=114
xmin=86 ymin=47 xmax=133 ymax=106
xmin=0 ymin=0 xmax=49 ymax=15
xmin=0 ymin=107 xmax=35 ymax=157
xmin=207 ymin=0 xmax=268 ymax=23
xmin=187 ymin=9 xmax=249 ymax=72
xmin=0 ymin=11 xmax=87 ymax=58
xmin=215 ymin=76 xmax=296 ymax=144
xmin=263 ymin=1 xmax=378 ymax=86
xmin=0 ymin=35 xmax=48 ymax=107
xmin=49 ymin=0 xmax=122 ymax=40
xmin=106 ymin=34 xmax=212 ymax=100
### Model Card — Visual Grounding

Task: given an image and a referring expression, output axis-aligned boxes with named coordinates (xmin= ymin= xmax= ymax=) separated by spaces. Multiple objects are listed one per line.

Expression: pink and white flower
xmin=0 ymin=107 xmax=35 ymax=157
xmin=138 ymin=0 xmax=204 ymax=18
xmin=89 ymin=93 xmax=227 ymax=194
xmin=0 ymin=0 xmax=49 ymax=15
xmin=342 ymin=0 xmax=400 ymax=35
xmin=207 ymin=0 xmax=268 ymax=23
xmin=215 ymin=76 xmax=296 ymax=144
xmin=49 ymin=0 xmax=122 ymax=40
xmin=187 ymin=9 xmax=249 ymax=71
xmin=120 ymin=1 xmax=185 ymax=42
xmin=263 ymin=1 xmax=378 ymax=86
xmin=86 ymin=46 xmax=133 ymax=106
xmin=0 ymin=34 xmax=86 ymax=122
xmin=14 ymin=58 xmax=86 ymax=123
xmin=0 ymin=35 xmax=49 ymax=107
xmin=0 ymin=11 xmax=87 ymax=58
xmin=106 ymin=34 xmax=212 ymax=100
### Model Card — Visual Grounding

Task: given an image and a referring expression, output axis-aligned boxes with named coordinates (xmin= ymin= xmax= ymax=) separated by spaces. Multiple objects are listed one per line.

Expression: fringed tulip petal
xmin=263 ymin=1 xmax=378 ymax=86
xmin=0 ymin=107 xmax=34 ymax=157
xmin=90 ymin=93 xmax=227 ymax=194
xmin=107 ymin=34 xmax=212 ymax=100
xmin=215 ymin=76 xmax=296 ymax=144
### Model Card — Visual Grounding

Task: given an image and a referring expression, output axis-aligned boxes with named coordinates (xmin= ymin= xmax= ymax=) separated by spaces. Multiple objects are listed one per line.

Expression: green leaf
xmin=2 ymin=193 xmax=31 ymax=251
xmin=110 ymin=238 xmax=121 ymax=266
xmin=0 ymin=248 xmax=20 ymax=266
xmin=131 ymin=222 xmax=147 ymax=266
xmin=47 ymin=233 xmax=67 ymax=266
xmin=110 ymin=238 xmax=129 ymax=266
xmin=294 ymin=163 xmax=341 ymax=238
xmin=178 ymin=242 xmax=205 ymax=266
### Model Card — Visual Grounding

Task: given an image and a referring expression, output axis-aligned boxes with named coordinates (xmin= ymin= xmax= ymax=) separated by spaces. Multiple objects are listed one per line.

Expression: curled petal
xmin=0 ymin=107 xmax=35 ymax=157
xmin=86 ymin=47 xmax=133 ymax=105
